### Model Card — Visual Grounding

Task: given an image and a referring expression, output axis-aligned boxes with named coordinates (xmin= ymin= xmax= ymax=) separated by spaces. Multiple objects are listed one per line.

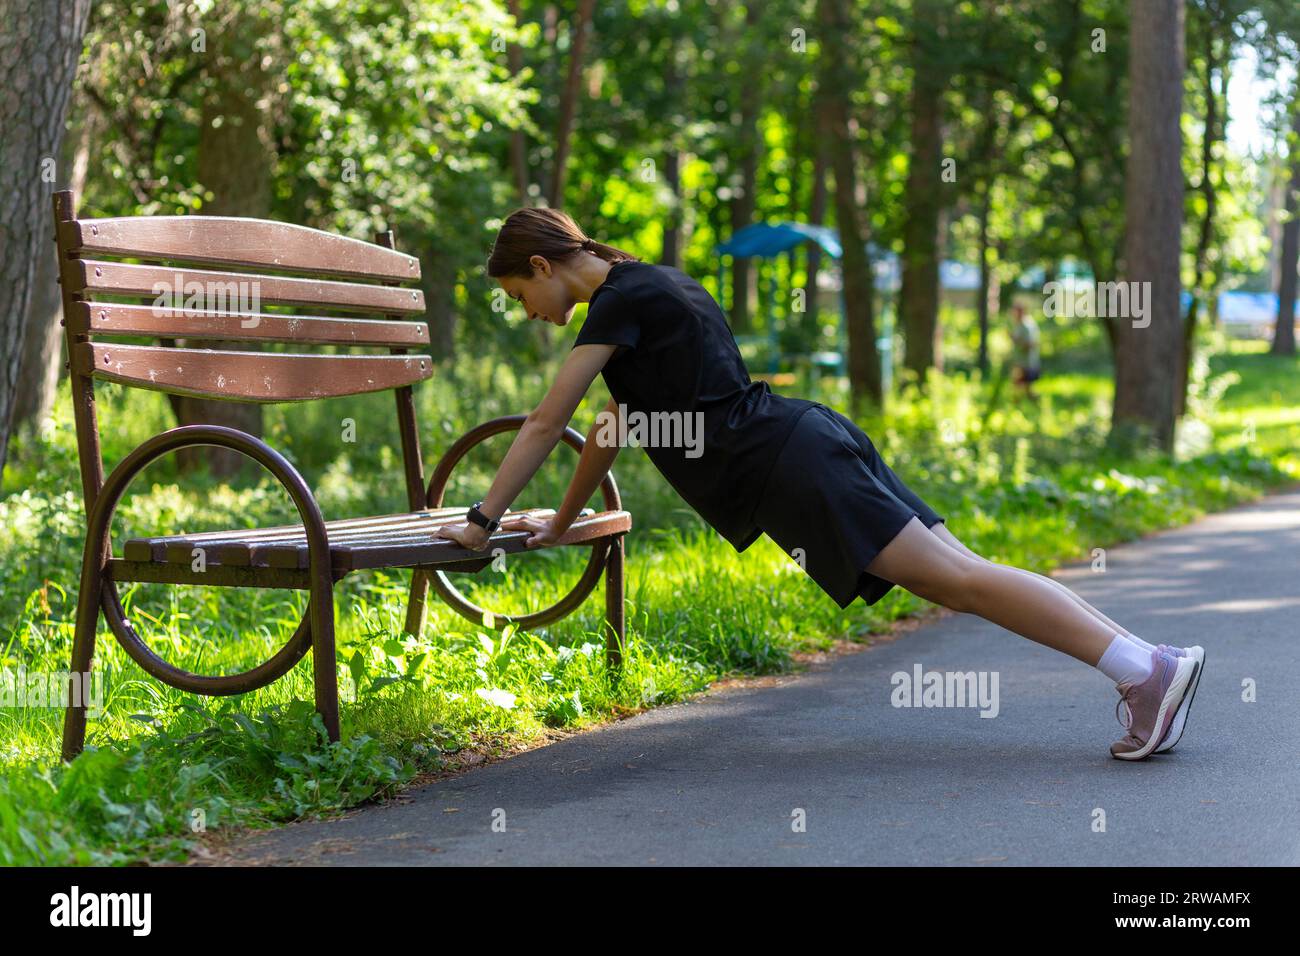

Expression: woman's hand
xmin=437 ymin=520 xmax=492 ymax=552
xmin=497 ymin=512 xmax=565 ymax=549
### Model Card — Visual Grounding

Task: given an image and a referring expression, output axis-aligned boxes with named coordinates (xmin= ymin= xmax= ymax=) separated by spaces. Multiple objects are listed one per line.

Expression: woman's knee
xmin=934 ymin=560 xmax=985 ymax=613
xmin=891 ymin=551 xmax=983 ymax=613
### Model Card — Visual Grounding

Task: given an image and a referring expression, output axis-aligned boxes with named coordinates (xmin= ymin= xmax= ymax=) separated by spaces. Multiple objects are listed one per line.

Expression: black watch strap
xmin=467 ymin=501 xmax=500 ymax=534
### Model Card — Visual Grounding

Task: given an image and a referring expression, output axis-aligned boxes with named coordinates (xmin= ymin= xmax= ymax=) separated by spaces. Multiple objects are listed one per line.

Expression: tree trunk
xmin=661 ymin=149 xmax=684 ymax=268
xmin=816 ymin=0 xmax=879 ymax=406
xmin=1178 ymin=15 xmax=1226 ymax=413
xmin=422 ymin=248 xmax=457 ymax=359
xmin=660 ymin=37 xmax=686 ymax=269
xmin=506 ymin=0 xmax=532 ymax=202
xmin=13 ymin=210 xmax=67 ymax=431
xmin=726 ymin=2 xmax=763 ymax=334
xmin=14 ymin=105 xmax=94 ymax=431
xmin=1272 ymin=100 xmax=1300 ymax=357
xmin=972 ymin=89 xmax=1007 ymax=380
xmin=804 ymin=104 xmax=829 ymax=337
xmin=976 ymin=188 xmax=994 ymax=377
xmin=899 ymin=0 xmax=946 ymax=387
xmin=174 ymin=16 xmax=280 ymax=476
xmin=1112 ymin=0 xmax=1185 ymax=452
xmin=0 ymin=0 xmax=91 ymax=473
xmin=546 ymin=0 xmax=596 ymax=207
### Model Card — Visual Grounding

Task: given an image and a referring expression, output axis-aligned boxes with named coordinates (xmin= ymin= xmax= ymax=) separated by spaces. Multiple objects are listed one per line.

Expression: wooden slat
xmin=334 ymin=511 xmax=631 ymax=572
xmin=60 ymin=217 xmax=420 ymax=282
xmin=122 ymin=507 xmax=471 ymax=561
xmin=181 ymin=511 xmax=486 ymax=566
xmin=68 ymin=260 xmax=425 ymax=314
xmin=117 ymin=507 xmax=631 ymax=573
xmin=256 ymin=509 xmax=575 ymax=570
xmin=123 ymin=507 xmax=556 ymax=563
xmin=76 ymin=343 xmax=432 ymax=402
xmin=132 ymin=508 xmax=562 ymax=567
xmin=233 ymin=515 xmax=500 ymax=567
xmin=71 ymin=302 xmax=430 ymax=347
xmin=106 ymin=559 xmax=315 ymax=591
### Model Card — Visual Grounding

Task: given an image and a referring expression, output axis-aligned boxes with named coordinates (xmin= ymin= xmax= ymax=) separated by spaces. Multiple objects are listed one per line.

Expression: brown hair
xmin=486 ymin=207 xmax=640 ymax=279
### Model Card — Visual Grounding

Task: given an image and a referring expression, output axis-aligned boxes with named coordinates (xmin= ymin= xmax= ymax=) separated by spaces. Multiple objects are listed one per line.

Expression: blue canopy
xmin=717 ymin=221 xmax=842 ymax=259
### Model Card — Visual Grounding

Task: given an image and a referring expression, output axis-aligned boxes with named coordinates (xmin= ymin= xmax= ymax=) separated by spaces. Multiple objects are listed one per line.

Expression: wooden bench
xmin=51 ymin=189 xmax=631 ymax=762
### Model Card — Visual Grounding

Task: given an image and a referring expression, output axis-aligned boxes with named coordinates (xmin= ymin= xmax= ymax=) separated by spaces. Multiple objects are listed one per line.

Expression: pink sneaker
xmin=1111 ymin=647 xmax=1197 ymax=760
xmin=1153 ymin=643 xmax=1205 ymax=753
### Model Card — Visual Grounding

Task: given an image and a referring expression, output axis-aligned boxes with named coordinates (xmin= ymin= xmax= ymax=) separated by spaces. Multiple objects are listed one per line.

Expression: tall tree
xmin=172 ymin=4 xmax=286 ymax=476
xmin=899 ymin=0 xmax=949 ymax=385
xmin=0 ymin=0 xmax=91 ymax=473
xmin=803 ymin=106 xmax=830 ymax=339
xmin=546 ymin=0 xmax=597 ymax=206
xmin=1272 ymin=98 xmax=1300 ymax=356
xmin=506 ymin=0 xmax=533 ymax=203
xmin=1257 ymin=0 xmax=1300 ymax=355
xmin=660 ymin=33 xmax=687 ymax=270
xmin=970 ymin=0 xmax=1130 ymax=357
xmin=817 ymin=0 xmax=881 ymax=406
xmin=725 ymin=2 xmax=765 ymax=334
xmin=1112 ymin=0 xmax=1185 ymax=451
xmin=1179 ymin=0 xmax=1239 ymax=411
xmin=14 ymin=104 xmax=95 ymax=431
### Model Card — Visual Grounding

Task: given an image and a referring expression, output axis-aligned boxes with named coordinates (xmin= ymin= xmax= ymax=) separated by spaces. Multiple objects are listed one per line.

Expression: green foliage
xmin=0 ymin=700 xmax=410 ymax=865
xmin=3 ymin=330 xmax=1296 ymax=865
xmin=8 ymin=0 xmax=1300 ymax=866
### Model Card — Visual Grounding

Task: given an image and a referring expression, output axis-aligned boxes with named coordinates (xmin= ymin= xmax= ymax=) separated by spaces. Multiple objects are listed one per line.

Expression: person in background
xmin=1009 ymin=304 xmax=1042 ymax=400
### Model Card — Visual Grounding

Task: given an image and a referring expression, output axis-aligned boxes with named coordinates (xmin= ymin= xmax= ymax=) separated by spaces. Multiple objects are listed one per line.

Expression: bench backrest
xmin=52 ymin=189 xmax=433 ymax=511
xmin=54 ymin=196 xmax=432 ymax=403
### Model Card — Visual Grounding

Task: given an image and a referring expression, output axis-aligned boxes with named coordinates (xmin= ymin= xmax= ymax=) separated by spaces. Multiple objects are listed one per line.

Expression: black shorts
xmin=751 ymin=403 xmax=945 ymax=609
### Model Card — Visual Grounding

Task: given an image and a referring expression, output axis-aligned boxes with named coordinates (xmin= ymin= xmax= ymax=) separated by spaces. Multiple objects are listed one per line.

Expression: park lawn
xmin=0 ymin=335 xmax=1296 ymax=865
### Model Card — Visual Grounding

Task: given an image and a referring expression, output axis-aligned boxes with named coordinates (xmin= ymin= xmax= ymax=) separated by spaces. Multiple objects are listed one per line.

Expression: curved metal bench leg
xmin=58 ymin=425 xmax=342 ymax=759
xmin=604 ymin=533 xmax=625 ymax=674
xmin=61 ymin=538 xmax=106 ymax=762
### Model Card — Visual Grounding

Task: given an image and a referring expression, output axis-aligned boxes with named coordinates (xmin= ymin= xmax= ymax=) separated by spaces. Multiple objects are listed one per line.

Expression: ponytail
xmin=487 ymin=207 xmax=640 ymax=279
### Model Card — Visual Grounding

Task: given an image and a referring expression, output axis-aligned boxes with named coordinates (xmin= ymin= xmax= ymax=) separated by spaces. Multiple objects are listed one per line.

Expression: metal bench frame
xmin=51 ymin=189 xmax=630 ymax=762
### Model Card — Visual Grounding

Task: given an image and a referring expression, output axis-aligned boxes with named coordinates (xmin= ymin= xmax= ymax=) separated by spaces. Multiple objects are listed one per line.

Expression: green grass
xmin=1 ymin=324 xmax=1297 ymax=865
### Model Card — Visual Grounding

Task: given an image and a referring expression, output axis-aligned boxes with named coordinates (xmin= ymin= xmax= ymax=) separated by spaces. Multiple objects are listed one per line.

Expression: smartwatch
xmin=466 ymin=501 xmax=500 ymax=534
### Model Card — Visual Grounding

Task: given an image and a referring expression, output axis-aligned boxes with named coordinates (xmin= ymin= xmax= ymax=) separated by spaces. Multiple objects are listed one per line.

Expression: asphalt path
xmin=203 ymin=488 xmax=1300 ymax=866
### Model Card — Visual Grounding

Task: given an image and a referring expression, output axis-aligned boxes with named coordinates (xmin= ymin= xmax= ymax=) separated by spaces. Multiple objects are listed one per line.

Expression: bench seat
xmin=120 ymin=505 xmax=632 ymax=573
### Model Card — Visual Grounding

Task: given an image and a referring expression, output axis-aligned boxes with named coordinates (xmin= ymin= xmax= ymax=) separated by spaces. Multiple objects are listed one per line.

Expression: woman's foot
xmin=1111 ymin=647 xmax=1197 ymax=760
xmin=1153 ymin=643 xmax=1205 ymax=753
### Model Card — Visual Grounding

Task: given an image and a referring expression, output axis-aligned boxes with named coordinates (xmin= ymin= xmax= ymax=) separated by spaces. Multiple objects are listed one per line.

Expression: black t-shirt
xmin=571 ymin=259 xmax=817 ymax=551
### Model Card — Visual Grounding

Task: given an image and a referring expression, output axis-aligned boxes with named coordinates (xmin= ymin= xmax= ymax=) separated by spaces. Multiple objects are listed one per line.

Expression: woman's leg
xmin=865 ymin=517 xmax=1115 ymax=666
xmin=925 ymin=521 xmax=1137 ymax=643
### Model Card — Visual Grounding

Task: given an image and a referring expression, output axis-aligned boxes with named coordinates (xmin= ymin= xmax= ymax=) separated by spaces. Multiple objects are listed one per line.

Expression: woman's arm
xmin=551 ymin=395 xmax=623 ymax=531
xmin=437 ymin=344 xmax=617 ymax=549
xmin=488 ymin=396 xmax=624 ymax=549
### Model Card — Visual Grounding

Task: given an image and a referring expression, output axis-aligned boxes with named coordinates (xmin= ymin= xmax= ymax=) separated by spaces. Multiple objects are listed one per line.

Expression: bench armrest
xmin=86 ymin=424 xmax=328 ymax=570
xmin=425 ymin=413 xmax=624 ymax=515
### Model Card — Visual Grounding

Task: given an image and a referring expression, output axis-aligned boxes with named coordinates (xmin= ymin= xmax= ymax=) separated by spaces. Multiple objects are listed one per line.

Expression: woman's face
xmin=498 ymin=256 xmax=576 ymax=326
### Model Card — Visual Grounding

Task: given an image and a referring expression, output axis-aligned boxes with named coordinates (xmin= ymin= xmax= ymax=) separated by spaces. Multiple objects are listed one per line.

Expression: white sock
xmin=1123 ymin=633 xmax=1157 ymax=653
xmin=1096 ymin=634 xmax=1155 ymax=686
